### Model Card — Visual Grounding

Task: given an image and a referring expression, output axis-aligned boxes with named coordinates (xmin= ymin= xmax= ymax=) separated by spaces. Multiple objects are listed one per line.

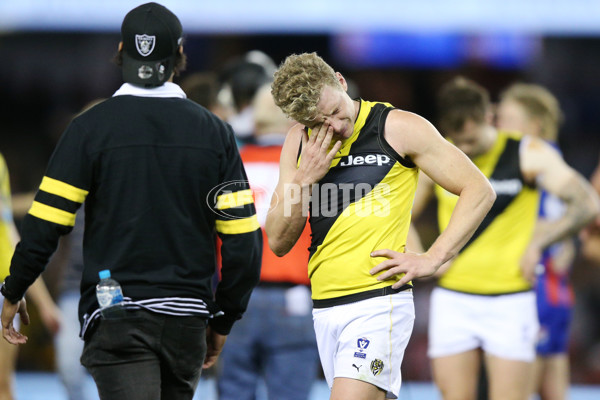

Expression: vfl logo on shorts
xmin=354 ymin=337 xmax=370 ymax=358
xmin=357 ymin=337 xmax=370 ymax=350
xmin=370 ymin=359 xmax=384 ymax=376
xmin=135 ymin=34 xmax=156 ymax=56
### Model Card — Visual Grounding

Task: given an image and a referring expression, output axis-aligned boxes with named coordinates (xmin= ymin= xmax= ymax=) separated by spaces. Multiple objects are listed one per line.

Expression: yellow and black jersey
xmin=436 ymin=131 xmax=539 ymax=295
xmin=307 ymin=100 xmax=418 ymax=307
xmin=0 ymin=153 xmax=15 ymax=281
xmin=5 ymin=86 xmax=261 ymax=335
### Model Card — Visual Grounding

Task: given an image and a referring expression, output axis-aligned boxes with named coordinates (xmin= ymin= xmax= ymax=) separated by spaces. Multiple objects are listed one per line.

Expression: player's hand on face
xmin=296 ymin=123 xmax=342 ymax=185
xmin=369 ymin=249 xmax=438 ymax=289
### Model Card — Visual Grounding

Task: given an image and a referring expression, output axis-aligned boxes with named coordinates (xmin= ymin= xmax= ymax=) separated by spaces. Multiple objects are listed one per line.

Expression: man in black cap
xmin=1 ymin=3 xmax=262 ymax=399
xmin=118 ymin=1 xmax=185 ymax=87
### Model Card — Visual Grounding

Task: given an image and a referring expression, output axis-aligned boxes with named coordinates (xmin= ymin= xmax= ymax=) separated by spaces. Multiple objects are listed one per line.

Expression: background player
xmin=496 ymin=82 xmax=578 ymax=400
xmin=411 ymin=77 xmax=600 ymax=400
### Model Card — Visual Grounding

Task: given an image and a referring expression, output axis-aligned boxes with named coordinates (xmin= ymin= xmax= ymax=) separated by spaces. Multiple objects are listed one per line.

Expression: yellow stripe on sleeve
xmin=216 ymin=189 xmax=254 ymax=210
xmin=28 ymin=201 xmax=77 ymax=226
xmin=215 ymin=215 xmax=260 ymax=234
xmin=39 ymin=176 xmax=88 ymax=204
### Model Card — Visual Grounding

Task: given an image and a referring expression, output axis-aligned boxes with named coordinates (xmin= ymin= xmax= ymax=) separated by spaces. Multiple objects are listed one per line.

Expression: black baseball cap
xmin=121 ymin=2 xmax=183 ymax=87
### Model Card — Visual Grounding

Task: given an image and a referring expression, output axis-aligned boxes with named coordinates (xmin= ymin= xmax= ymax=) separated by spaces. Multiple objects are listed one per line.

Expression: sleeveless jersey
xmin=240 ymin=143 xmax=311 ymax=285
xmin=435 ymin=131 xmax=539 ymax=295
xmin=0 ymin=153 xmax=15 ymax=280
xmin=306 ymin=100 xmax=419 ymax=302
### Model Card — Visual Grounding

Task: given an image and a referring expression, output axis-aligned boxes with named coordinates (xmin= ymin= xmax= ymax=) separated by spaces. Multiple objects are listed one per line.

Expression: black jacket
xmin=6 ymin=85 xmax=262 ymax=335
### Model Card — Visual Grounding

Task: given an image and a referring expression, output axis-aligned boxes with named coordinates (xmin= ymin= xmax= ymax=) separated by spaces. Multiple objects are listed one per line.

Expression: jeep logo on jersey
xmin=370 ymin=359 xmax=384 ymax=376
xmin=357 ymin=337 xmax=370 ymax=350
xmin=135 ymin=34 xmax=156 ymax=57
xmin=339 ymin=154 xmax=391 ymax=167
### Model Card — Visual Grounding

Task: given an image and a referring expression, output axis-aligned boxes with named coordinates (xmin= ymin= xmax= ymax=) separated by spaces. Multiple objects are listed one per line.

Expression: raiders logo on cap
xmin=120 ymin=3 xmax=183 ymax=87
xmin=135 ymin=34 xmax=156 ymax=57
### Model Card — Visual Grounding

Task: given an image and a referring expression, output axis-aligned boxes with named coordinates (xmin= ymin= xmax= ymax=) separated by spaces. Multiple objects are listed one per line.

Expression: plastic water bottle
xmin=96 ymin=269 xmax=125 ymax=318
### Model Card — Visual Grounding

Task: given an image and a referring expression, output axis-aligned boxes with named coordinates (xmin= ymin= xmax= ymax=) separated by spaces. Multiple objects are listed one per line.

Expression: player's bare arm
xmin=265 ymin=122 xmax=342 ymax=256
xmin=405 ymin=172 xmax=432 ymax=255
xmin=520 ymin=136 xmax=600 ymax=279
xmin=411 ymin=170 xmax=435 ymax=221
xmin=370 ymin=111 xmax=495 ymax=287
xmin=409 ymin=171 xmax=455 ymax=278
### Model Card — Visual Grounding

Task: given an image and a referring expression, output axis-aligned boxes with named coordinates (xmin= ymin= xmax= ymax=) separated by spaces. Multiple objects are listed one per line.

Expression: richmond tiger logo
xmin=370 ymin=359 xmax=384 ymax=376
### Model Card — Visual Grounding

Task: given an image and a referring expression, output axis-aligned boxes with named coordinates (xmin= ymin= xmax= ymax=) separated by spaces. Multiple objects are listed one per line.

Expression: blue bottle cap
xmin=98 ymin=270 xmax=111 ymax=280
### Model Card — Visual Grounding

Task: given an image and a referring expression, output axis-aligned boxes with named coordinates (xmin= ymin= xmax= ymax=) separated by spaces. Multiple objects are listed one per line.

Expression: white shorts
xmin=312 ymin=290 xmax=415 ymax=399
xmin=1 ymin=292 xmax=20 ymax=331
xmin=428 ymin=287 xmax=538 ymax=362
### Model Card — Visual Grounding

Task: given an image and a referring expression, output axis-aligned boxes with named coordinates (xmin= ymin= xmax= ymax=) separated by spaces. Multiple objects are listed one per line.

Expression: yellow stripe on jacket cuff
xmin=28 ymin=201 xmax=76 ymax=226
xmin=39 ymin=176 xmax=88 ymax=203
xmin=215 ymin=215 xmax=260 ymax=234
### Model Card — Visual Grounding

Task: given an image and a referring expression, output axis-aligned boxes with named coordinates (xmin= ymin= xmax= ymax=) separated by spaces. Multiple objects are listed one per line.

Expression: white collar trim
xmin=112 ymin=82 xmax=187 ymax=99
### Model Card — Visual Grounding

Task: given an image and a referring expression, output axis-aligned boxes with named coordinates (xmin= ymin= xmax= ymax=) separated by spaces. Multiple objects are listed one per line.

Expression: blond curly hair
xmin=499 ymin=83 xmax=563 ymax=142
xmin=271 ymin=52 xmax=341 ymax=126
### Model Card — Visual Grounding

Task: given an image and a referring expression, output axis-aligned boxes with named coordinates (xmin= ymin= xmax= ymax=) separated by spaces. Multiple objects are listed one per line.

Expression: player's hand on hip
xmin=296 ymin=123 xmax=342 ymax=186
xmin=520 ymin=243 xmax=542 ymax=285
xmin=370 ymin=249 xmax=438 ymax=289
